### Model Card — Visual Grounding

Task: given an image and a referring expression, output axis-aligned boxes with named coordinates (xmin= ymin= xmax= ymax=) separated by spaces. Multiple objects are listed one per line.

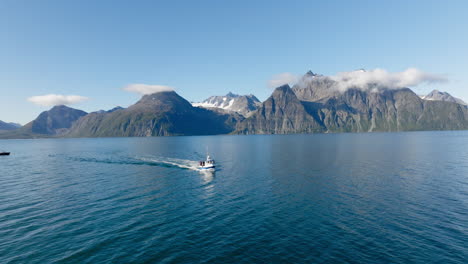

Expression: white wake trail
xmin=138 ymin=156 xmax=200 ymax=171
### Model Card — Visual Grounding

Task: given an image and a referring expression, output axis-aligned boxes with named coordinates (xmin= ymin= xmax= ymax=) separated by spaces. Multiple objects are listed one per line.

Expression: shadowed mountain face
xmin=236 ymin=73 xmax=468 ymax=134
xmin=68 ymin=91 xmax=243 ymax=137
xmin=193 ymin=93 xmax=261 ymax=117
xmin=21 ymin=105 xmax=88 ymax=135
xmin=422 ymin=90 xmax=467 ymax=105
xmin=308 ymin=87 xmax=468 ymax=132
xmin=0 ymin=121 xmax=21 ymax=131
xmin=235 ymin=85 xmax=325 ymax=134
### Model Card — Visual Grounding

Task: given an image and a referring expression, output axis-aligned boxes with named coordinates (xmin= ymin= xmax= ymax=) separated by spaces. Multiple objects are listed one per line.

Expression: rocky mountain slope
xmin=192 ymin=92 xmax=261 ymax=117
xmin=236 ymin=73 xmax=468 ymax=134
xmin=0 ymin=105 xmax=87 ymax=138
xmin=235 ymin=85 xmax=324 ymax=134
xmin=421 ymin=90 xmax=467 ymax=105
xmin=67 ymin=91 xmax=243 ymax=137
xmin=23 ymin=105 xmax=87 ymax=135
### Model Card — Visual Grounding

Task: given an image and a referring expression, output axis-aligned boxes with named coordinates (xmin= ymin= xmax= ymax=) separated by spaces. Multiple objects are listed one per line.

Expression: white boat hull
xmin=198 ymin=165 xmax=215 ymax=171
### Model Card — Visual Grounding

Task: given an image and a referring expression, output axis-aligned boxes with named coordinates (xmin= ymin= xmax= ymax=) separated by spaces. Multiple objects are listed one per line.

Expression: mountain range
xmin=1 ymin=71 xmax=468 ymax=139
xmin=67 ymin=91 xmax=242 ymax=137
xmin=236 ymin=83 xmax=468 ymax=134
xmin=236 ymin=72 xmax=468 ymax=134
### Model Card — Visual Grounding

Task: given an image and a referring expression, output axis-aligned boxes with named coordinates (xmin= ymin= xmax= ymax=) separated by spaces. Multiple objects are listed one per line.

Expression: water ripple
xmin=1 ymin=133 xmax=468 ymax=263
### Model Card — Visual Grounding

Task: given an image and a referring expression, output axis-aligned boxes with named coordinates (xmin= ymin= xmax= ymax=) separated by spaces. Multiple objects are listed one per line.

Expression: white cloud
xmin=27 ymin=94 xmax=89 ymax=107
xmin=267 ymin=73 xmax=299 ymax=88
xmin=330 ymin=68 xmax=447 ymax=91
xmin=123 ymin=84 xmax=174 ymax=95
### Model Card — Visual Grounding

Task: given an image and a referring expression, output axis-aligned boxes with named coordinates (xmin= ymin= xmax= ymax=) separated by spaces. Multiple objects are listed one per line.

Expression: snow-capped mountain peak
xmin=192 ymin=92 xmax=261 ymax=117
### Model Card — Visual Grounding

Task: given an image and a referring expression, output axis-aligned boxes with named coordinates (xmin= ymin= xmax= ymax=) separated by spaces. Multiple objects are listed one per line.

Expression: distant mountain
xmin=193 ymin=92 xmax=261 ymax=117
xmin=0 ymin=121 xmax=20 ymax=131
xmin=22 ymin=105 xmax=87 ymax=135
xmin=94 ymin=106 xmax=125 ymax=114
xmin=421 ymin=90 xmax=467 ymax=105
xmin=0 ymin=105 xmax=87 ymax=138
xmin=236 ymin=73 xmax=468 ymax=134
xmin=67 ymin=91 xmax=243 ymax=137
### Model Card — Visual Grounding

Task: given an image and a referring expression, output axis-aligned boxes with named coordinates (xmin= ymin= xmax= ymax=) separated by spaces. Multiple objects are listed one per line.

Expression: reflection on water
xmin=199 ymin=171 xmax=216 ymax=201
xmin=200 ymin=170 xmax=215 ymax=183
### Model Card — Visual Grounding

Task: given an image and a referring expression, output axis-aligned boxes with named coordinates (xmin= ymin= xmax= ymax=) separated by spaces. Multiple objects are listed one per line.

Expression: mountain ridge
xmin=421 ymin=89 xmax=467 ymax=105
xmin=2 ymin=71 xmax=468 ymax=139
xmin=236 ymin=72 xmax=468 ymax=134
xmin=0 ymin=121 xmax=21 ymax=131
xmin=67 ymin=91 xmax=243 ymax=137
xmin=22 ymin=105 xmax=87 ymax=135
xmin=193 ymin=92 xmax=261 ymax=117
xmin=0 ymin=105 xmax=87 ymax=138
xmin=235 ymin=85 xmax=325 ymax=134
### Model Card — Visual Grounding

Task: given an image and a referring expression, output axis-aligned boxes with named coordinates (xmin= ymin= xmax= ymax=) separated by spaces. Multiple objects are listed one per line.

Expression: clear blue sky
xmin=1 ymin=0 xmax=467 ymax=124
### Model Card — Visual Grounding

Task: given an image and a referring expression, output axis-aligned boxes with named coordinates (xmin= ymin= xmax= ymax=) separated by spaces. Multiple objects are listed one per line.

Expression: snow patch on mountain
xmin=193 ymin=92 xmax=261 ymax=117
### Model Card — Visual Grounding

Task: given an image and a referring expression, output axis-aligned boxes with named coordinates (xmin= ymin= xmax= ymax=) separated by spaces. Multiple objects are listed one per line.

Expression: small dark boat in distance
xmin=0 ymin=152 xmax=10 ymax=156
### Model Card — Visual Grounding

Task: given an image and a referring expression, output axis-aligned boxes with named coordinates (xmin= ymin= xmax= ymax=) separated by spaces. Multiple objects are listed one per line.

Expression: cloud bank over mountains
xmin=329 ymin=68 xmax=447 ymax=91
xmin=27 ymin=94 xmax=89 ymax=106
xmin=271 ymin=68 xmax=447 ymax=91
xmin=123 ymin=84 xmax=174 ymax=95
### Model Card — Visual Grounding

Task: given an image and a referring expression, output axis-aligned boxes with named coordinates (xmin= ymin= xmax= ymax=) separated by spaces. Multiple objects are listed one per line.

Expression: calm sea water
xmin=1 ymin=132 xmax=467 ymax=263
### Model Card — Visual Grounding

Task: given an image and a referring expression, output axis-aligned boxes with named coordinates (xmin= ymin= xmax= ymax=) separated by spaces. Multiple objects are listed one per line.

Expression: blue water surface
xmin=1 ymin=132 xmax=467 ymax=263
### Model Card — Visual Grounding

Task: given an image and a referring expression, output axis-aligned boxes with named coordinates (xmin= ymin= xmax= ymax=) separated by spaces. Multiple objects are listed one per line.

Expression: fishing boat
xmin=198 ymin=155 xmax=215 ymax=171
xmin=0 ymin=152 xmax=10 ymax=156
